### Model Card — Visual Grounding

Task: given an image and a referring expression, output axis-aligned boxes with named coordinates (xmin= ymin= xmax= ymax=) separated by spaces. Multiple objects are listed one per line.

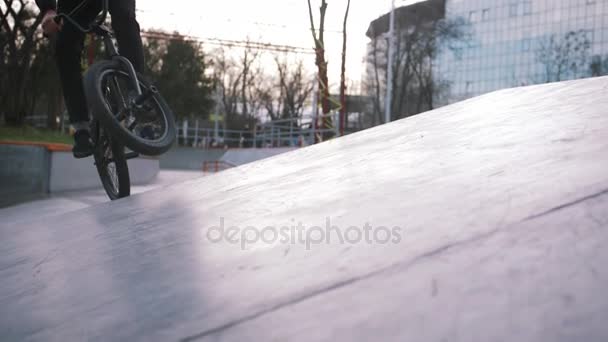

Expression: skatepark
xmin=1 ymin=77 xmax=608 ymax=341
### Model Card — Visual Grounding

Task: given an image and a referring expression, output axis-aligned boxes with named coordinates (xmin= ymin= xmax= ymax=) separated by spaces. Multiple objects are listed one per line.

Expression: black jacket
xmin=35 ymin=0 xmax=57 ymax=13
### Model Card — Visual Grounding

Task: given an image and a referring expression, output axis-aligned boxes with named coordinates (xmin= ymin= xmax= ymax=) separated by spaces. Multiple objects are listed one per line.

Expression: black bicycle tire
xmin=92 ymin=121 xmax=131 ymax=200
xmin=84 ymin=60 xmax=176 ymax=156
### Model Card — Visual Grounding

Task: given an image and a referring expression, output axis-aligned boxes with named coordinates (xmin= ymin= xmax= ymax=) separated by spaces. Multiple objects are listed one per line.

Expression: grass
xmin=0 ymin=125 xmax=72 ymax=145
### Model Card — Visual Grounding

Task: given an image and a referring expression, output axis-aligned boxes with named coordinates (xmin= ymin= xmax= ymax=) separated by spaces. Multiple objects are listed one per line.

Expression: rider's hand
xmin=41 ymin=10 xmax=62 ymax=36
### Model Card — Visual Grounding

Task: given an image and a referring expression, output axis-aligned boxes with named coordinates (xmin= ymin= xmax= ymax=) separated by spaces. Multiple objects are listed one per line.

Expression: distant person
xmin=242 ymin=129 xmax=252 ymax=148
xmin=37 ymin=0 xmax=145 ymax=158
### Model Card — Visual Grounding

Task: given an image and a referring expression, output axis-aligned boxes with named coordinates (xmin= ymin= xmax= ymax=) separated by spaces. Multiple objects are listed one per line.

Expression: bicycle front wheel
xmin=84 ymin=60 xmax=176 ymax=156
xmin=92 ymin=121 xmax=130 ymax=200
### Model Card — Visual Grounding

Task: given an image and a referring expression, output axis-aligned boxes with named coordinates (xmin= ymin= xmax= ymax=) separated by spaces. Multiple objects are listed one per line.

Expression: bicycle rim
xmin=99 ymin=69 xmax=170 ymax=145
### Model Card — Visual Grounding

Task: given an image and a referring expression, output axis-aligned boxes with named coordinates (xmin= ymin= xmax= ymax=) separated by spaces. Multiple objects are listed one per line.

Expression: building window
xmin=482 ymin=9 xmax=490 ymax=21
xmin=466 ymin=81 xmax=473 ymax=93
xmin=586 ymin=0 xmax=596 ymax=4
xmin=522 ymin=38 xmax=531 ymax=51
xmin=469 ymin=10 xmax=478 ymax=22
xmin=509 ymin=3 xmax=518 ymax=17
xmin=523 ymin=1 xmax=532 ymax=15
xmin=453 ymin=47 xmax=464 ymax=61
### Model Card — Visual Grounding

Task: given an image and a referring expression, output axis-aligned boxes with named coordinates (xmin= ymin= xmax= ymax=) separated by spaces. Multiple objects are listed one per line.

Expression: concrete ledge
xmin=48 ymin=152 xmax=159 ymax=192
xmin=221 ymin=147 xmax=297 ymax=166
xmin=160 ymin=146 xmax=298 ymax=170
xmin=0 ymin=141 xmax=159 ymax=201
xmin=0 ymin=145 xmax=49 ymax=205
xmin=0 ymin=140 xmax=72 ymax=152
xmin=160 ymin=147 xmax=226 ymax=170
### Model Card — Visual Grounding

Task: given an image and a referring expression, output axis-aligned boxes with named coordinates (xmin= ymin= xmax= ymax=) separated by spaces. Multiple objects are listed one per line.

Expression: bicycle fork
xmin=99 ymin=29 xmax=143 ymax=97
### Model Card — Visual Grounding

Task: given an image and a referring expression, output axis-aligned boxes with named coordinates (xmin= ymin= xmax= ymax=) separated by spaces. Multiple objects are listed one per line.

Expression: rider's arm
xmin=35 ymin=0 xmax=56 ymax=15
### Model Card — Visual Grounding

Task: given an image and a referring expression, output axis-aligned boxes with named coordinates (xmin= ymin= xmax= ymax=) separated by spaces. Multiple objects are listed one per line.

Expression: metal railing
xmin=17 ymin=110 xmax=365 ymax=148
xmin=21 ymin=113 xmax=70 ymax=132
xmin=177 ymin=112 xmax=351 ymax=149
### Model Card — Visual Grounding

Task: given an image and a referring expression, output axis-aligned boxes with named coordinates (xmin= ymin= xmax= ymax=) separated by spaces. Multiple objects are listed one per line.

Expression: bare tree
xmin=391 ymin=16 xmax=470 ymax=119
xmin=211 ymin=44 xmax=263 ymax=131
xmin=535 ymin=30 xmax=591 ymax=83
xmin=365 ymin=7 xmax=471 ymax=123
xmin=363 ymin=26 xmax=385 ymax=127
xmin=254 ymin=73 xmax=282 ymax=121
xmin=239 ymin=41 xmax=261 ymax=119
xmin=212 ymin=47 xmax=242 ymax=125
xmin=253 ymin=55 xmax=313 ymax=125
xmin=275 ymin=56 xmax=314 ymax=121
xmin=246 ymin=62 xmax=265 ymax=122
xmin=307 ymin=0 xmax=332 ymax=138
xmin=339 ymin=0 xmax=351 ymax=136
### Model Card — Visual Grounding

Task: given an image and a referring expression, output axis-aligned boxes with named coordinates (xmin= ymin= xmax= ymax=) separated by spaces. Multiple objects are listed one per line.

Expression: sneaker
xmin=72 ymin=129 xmax=94 ymax=159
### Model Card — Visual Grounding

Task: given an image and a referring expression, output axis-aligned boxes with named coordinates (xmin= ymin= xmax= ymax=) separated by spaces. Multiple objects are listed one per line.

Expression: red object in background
xmin=87 ymin=34 xmax=96 ymax=66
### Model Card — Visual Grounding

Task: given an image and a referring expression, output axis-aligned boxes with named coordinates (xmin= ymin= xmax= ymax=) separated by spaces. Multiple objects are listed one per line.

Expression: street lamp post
xmin=385 ymin=0 xmax=396 ymax=124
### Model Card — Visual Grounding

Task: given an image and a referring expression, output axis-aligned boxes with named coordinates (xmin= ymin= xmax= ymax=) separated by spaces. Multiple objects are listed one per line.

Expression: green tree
xmin=536 ymin=30 xmax=591 ymax=83
xmin=28 ymin=36 xmax=63 ymax=129
xmin=1 ymin=0 xmax=45 ymax=125
xmin=590 ymin=55 xmax=608 ymax=77
xmin=143 ymin=31 xmax=214 ymax=122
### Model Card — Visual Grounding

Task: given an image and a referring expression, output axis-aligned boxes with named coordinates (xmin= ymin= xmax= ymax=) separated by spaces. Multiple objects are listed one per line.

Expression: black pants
xmin=55 ymin=0 xmax=144 ymax=125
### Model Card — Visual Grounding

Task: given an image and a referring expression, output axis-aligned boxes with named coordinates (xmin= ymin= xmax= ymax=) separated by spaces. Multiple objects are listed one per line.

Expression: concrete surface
xmin=1 ymin=77 xmax=608 ymax=341
xmin=0 ymin=145 xmax=49 ymax=206
xmin=49 ymin=152 xmax=160 ymax=192
xmin=160 ymin=147 xmax=226 ymax=170
xmin=1 ymin=170 xmax=204 ymax=227
xmin=0 ymin=145 xmax=160 ymax=205
xmin=221 ymin=147 xmax=297 ymax=166
xmin=160 ymin=146 xmax=298 ymax=170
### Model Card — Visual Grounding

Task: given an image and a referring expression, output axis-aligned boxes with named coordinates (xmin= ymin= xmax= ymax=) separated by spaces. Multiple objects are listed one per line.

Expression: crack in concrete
xmin=180 ymin=226 xmax=507 ymax=341
xmin=180 ymin=188 xmax=608 ymax=341
xmin=522 ymin=188 xmax=608 ymax=222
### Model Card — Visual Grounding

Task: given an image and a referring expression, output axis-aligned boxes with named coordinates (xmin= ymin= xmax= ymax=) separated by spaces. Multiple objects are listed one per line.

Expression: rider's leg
xmin=55 ymin=0 xmax=102 ymax=158
xmin=109 ymin=0 xmax=145 ymax=74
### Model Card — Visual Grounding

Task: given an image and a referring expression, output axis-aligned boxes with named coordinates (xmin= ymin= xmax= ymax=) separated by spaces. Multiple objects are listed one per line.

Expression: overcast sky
xmin=137 ymin=0 xmax=423 ymax=92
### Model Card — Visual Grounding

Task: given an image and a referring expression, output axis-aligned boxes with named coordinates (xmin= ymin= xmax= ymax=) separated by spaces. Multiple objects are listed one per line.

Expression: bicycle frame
xmin=55 ymin=0 xmax=143 ymax=96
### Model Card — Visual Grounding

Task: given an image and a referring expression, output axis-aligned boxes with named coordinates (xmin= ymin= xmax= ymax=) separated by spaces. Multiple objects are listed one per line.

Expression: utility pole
xmin=385 ymin=0 xmax=396 ymax=124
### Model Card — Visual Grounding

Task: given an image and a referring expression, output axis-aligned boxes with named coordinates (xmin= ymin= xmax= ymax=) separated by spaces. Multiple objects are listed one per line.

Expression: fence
xmin=202 ymin=160 xmax=237 ymax=173
xmin=20 ymin=111 xmax=363 ymax=149
xmin=177 ymin=112 xmax=361 ymax=149
xmin=22 ymin=113 xmax=70 ymax=133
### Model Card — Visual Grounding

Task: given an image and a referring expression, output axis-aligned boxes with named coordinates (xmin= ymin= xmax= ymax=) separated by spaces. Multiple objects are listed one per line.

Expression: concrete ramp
xmin=1 ymin=77 xmax=608 ymax=341
xmin=221 ymin=147 xmax=297 ymax=166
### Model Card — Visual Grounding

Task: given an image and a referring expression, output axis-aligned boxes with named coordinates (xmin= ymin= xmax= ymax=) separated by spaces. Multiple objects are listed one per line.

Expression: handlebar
xmin=52 ymin=0 xmax=109 ymax=34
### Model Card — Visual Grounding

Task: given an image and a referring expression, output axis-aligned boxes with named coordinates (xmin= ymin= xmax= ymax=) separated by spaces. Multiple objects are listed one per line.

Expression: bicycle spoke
xmin=128 ymin=120 xmax=138 ymax=131
xmin=110 ymin=76 xmax=128 ymax=111
xmin=98 ymin=69 xmax=171 ymax=145
xmin=107 ymin=161 xmax=118 ymax=193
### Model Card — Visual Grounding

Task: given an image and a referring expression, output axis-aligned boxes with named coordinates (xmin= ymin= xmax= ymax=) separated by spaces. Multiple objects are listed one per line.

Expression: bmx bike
xmin=51 ymin=0 xmax=176 ymax=200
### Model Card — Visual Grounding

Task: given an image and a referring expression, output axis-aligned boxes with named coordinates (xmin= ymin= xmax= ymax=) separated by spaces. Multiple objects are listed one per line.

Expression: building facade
xmin=437 ymin=0 xmax=608 ymax=104
xmin=364 ymin=0 xmax=446 ymax=124
xmin=365 ymin=0 xmax=608 ymax=114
